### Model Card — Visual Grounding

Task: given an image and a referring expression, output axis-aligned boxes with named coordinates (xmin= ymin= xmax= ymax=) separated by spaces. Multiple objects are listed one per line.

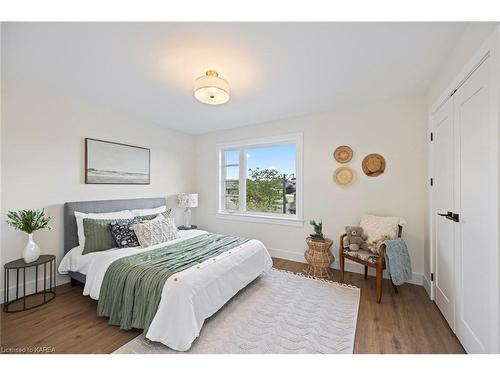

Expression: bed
xmin=59 ymin=197 xmax=272 ymax=351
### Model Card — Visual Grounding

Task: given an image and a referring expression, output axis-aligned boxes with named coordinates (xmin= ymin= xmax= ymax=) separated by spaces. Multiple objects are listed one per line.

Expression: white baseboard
xmin=422 ymin=274 xmax=432 ymax=298
xmin=268 ymin=247 xmax=424 ymax=286
xmin=0 ymin=274 xmax=69 ymax=305
xmin=1 ymin=249 xmax=425 ymax=304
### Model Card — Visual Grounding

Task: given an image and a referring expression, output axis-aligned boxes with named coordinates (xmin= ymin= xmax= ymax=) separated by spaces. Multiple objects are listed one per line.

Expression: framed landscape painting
xmin=85 ymin=138 xmax=150 ymax=184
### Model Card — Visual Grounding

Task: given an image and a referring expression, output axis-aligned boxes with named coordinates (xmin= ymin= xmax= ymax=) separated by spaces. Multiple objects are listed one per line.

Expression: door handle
xmin=437 ymin=211 xmax=460 ymax=222
xmin=437 ymin=211 xmax=453 ymax=220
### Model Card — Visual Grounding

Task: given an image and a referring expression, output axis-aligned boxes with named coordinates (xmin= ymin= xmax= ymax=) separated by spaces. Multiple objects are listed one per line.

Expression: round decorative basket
xmin=333 ymin=145 xmax=353 ymax=163
xmin=362 ymin=153 xmax=386 ymax=177
xmin=333 ymin=166 xmax=355 ymax=186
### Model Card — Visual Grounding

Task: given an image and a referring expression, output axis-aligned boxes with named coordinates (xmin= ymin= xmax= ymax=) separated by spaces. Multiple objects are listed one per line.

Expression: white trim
xmin=216 ymin=132 xmax=304 ymax=224
xmin=430 ymin=33 xmax=496 ymax=115
xmin=216 ymin=133 xmax=303 ymax=150
xmin=268 ymin=247 xmax=424 ymax=286
xmin=432 ymin=52 xmax=491 ymax=115
xmin=216 ymin=212 xmax=304 ymax=227
xmin=429 ymin=27 xmax=500 ymax=302
xmin=239 ymin=148 xmax=247 ymax=212
xmin=423 ymin=274 xmax=431 ymax=297
xmin=428 ymin=26 xmax=500 ymax=352
xmin=429 ymin=26 xmax=500 ymax=303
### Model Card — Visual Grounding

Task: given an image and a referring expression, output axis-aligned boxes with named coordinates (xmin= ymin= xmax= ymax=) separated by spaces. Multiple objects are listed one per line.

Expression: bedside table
xmin=178 ymin=225 xmax=198 ymax=230
xmin=3 ymin=255 xmax=56 ymax=313
xmin=303 ymin=237 xmax=334 ymax=278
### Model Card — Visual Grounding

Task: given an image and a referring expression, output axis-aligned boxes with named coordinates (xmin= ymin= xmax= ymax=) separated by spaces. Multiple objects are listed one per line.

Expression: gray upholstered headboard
xmin=64 ymin=197 xmax=166 ymax=254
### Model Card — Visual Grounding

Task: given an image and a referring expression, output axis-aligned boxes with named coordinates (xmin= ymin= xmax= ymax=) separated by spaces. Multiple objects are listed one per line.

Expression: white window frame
xmin=216 ymin=133 xmax=303 ymax=227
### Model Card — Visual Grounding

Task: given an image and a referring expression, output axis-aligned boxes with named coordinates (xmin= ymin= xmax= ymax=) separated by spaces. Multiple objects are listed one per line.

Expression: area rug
xmin=113 ymin=268 xmax=360 ymax=354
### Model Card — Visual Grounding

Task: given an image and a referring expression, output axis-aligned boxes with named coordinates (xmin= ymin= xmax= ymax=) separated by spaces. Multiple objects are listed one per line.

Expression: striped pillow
xmin=135 ymin=208 xmax=173 ymax=221
xmin=82 ymin=218 xmax=116 ymax=255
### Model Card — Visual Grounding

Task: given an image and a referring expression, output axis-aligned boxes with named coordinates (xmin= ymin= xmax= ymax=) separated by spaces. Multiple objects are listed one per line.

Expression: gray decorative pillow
xmin=135 ymin=208 xmax=173 ymax=221
xmin=109 ymin=219 xmax=141 ymax=248
xmin=133 ymin=216 xmax=180 ymax=248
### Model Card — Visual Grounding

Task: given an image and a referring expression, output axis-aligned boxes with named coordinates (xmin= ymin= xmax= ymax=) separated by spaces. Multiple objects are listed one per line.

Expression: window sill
xmin=216 ymin=212 xmax=304 ymax=227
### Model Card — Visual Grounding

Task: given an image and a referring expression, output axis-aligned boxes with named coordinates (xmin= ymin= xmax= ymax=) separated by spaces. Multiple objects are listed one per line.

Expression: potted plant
xmin=6 ymin=209 xmax=51 ymax=263
xmin=309 ymin=219 xmax=324 ymax=241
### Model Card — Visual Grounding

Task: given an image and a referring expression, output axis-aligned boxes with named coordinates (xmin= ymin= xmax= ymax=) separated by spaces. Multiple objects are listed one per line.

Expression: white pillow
xmin=74 ymin=210 xmax=133 ymax=247
xmin=360 ymin=214 xmax=406 ymax=245
xmin=131 ymin=205 xmax=167 ymax=218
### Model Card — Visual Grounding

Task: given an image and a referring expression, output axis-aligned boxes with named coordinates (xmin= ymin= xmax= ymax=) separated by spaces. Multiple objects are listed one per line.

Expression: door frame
xmin=430 ymin=98 xmax=456 ymax=331
xmin=428 ymin=26 xmax=500 ymax=352
xmin=429 ymin=98 xmax=454 ymax=305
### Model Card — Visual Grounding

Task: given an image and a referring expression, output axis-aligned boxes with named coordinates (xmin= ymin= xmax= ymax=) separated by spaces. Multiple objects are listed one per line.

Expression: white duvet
xmin=59 ymin=230 xmax=272 ymax=351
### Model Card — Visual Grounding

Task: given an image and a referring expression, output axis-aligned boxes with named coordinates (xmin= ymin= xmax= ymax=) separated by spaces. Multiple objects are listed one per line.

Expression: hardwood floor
xmin=1 ymin=257 xmax=464 ymax=354
xmin=1 ymin=282 xmax=141 ymax=354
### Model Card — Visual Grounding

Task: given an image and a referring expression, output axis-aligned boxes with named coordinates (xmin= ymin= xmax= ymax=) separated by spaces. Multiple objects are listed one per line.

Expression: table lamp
xmin=177 ymin=193 xmax=198 ymax=229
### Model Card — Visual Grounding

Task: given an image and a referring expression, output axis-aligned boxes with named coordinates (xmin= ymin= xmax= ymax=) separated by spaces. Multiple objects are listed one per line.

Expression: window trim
xmin=216 ymin=133 xmax=303 ymax=226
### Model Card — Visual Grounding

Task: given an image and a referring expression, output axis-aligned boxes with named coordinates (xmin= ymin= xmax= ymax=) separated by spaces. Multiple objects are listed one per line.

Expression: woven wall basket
xmin=333 ymin=145 xmax=353 ymax=163
xmin=333 ymin=166 xmax=355 ymax=186
xmin=362 ymin=153 xmax=386 ymax=177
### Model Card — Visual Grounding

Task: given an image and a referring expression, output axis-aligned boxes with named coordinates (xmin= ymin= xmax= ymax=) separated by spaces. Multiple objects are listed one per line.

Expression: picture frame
xmin=85 ymin=138 xmax=150 ymax=184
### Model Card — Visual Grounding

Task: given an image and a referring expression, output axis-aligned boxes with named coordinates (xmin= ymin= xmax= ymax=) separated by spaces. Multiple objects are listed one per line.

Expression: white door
xmin=453 ymin=56 xmax=498 ymax=353
xmin=432 ymin=99 xmax=456 ymax=330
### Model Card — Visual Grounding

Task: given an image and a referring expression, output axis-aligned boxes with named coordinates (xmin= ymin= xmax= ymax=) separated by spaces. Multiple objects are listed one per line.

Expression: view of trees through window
xmin=223 ymin=144 xmax=296 ymax=215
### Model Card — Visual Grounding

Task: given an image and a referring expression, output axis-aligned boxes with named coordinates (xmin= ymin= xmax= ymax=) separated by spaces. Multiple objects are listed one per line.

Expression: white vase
xmin=23 ymin=233 xmax=40 ymax=263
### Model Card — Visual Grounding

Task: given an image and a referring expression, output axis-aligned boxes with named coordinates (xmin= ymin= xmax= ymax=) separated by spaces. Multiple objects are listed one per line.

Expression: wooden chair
xmin=339 ymin=225 xmax=402 ymax=303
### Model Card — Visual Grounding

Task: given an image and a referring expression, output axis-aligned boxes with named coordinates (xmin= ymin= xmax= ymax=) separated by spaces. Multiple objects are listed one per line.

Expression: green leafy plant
xmin=6 ymin=209 xmax=52 ymax=234
xmin=242 ymin=168 xmax=284 ymax=212
xmin=309 ymin=219 xmax=323 ymax=237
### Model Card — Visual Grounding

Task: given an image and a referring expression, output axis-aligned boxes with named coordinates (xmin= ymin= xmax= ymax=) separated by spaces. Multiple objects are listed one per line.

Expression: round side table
xmin=303 ymin=237 xmax=334 ymax=278
xmin=3 ymin=255 xmax=56 ymax=313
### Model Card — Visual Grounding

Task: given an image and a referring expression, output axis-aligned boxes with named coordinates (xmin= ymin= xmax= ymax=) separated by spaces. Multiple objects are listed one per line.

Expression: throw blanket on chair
xmin=382 ymin=238 xmax=412 ymax=286
xmin=97 ymin=233 xmax=249 ymax=334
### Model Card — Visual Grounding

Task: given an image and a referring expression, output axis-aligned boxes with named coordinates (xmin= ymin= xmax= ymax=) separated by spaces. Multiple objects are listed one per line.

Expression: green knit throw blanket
xmin=97 ymin=233 xmax=249 ymax=333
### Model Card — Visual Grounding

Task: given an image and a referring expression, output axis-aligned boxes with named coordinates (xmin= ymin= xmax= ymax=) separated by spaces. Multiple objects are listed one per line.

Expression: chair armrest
xmin=339 ymin=233 xmax=347 ymax=251
xmin=378 ymin=243 xmax=386 ymax=259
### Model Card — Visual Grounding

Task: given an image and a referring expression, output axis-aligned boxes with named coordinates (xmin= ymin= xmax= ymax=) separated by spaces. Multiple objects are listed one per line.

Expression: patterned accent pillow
xmin=109 ymin=219 xmax=141 ymax=248
xmin=135 ymin=208 xmax=173 ymax=221
xmin=133 ymin=216 xmax=180 ymax=248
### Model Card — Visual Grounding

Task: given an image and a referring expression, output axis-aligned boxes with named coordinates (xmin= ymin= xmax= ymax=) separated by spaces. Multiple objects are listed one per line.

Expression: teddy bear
xmin=343 ymin=226 xmax=370 ymax=251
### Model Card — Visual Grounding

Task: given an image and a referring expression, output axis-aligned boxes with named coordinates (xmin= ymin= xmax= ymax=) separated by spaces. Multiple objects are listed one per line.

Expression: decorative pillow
xmin=109 ymin=219 xmax=141 ymax=248
xmin=131 ymin=206 xmax=167 ymax=218
xmin=360 ymin=214 xmax=406 ymax=254
xmin=82 ymin=218 xmax=117 ymax=255
xmin=75 ymin=210 xmax=133 ymax=247
xmin=135 ymin=208 xmax=172 ymax=221
xmin=133 ymin=216 xmax=180 ymax=248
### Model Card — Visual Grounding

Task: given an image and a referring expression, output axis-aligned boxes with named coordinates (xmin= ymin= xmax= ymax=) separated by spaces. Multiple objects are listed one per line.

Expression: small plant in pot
xmin=309 ymin=219 xmax=324 ymax=241
xmin=6 ymin=209 xmax=51 ymax=263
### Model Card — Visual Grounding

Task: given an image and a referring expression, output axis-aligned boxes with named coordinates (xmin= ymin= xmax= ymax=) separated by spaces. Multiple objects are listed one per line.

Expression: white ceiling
xmin=3 ymin=22 xmax=467 ymax=134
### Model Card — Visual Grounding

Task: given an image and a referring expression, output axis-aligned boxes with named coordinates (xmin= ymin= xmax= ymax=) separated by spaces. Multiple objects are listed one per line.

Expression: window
xmin=217 ymin=133 xmax=303 ymax=226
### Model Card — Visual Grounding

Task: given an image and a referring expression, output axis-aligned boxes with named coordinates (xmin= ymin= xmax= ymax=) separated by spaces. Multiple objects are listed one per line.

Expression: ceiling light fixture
xmin=194 ymin=70 xmax=230 ymax=105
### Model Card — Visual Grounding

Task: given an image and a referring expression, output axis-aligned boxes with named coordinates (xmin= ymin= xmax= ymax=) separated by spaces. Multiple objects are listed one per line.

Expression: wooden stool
xmin=303 ymin=237 xmax=334 ymax=278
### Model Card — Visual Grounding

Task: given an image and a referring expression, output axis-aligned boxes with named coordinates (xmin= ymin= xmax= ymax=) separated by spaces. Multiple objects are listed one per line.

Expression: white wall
xmin=194 ymin=95 xmax=428 ymax=283
xmin=0 ymin=75 xmax=195 ymax=301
